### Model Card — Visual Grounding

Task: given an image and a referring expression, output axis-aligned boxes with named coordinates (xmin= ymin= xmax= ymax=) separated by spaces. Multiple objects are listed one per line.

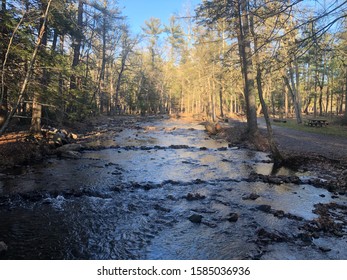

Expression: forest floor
xmin=0 ymin=114 xmax=346 ymax=194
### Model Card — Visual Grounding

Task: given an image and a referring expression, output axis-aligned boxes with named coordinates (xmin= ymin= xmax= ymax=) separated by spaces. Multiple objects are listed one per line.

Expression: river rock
xmin=154 ymin=204 xmax=171 ymax=212
xmin=256 ymin=205 xmax=272 ymax=213
xmin=227 ymin=212 xmax=239 ymax=222
xmin=169 ymin=145 xmax=190 ymax=149
xmin=268 ymin=176 xmax=283 ymax=184
xmin=0 ymin=241 xmax=8 ymax=252
xmin=257 ymin=228 xmax=286 ymax=243
xmin=333 ymin=230 xmax=344 ymax=237
xmin=189 ymin=214 xmax=203 ymax=223
xmin=54 ymin=131 xmax=69 ymax=145
xmin=242 ymin=193 xmax=260 ymax=200
xmin=319 ymin=246 xmax=332 ymax=252
xmin=60 ymin=151 xmax=82 ymax=159
xmin=68 ymin=133 xmax=78 ymax=140
xmin=202 ymin=221 xmax=218 ymax=228
xmin=298 ymin=233 xmax=312 ymax=243
xmin=56 ymin=143 xmax=83 ymax=153
xmin=185 ymin=193 xmax=206 ymax=201
xmin=273 ymin=210 xmax=285 ymax=218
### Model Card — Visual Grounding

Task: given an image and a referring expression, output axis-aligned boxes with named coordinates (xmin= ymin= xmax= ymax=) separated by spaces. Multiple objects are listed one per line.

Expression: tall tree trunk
xmin=1 ymin=3 xmax=25 ymax=109
xmin=115 ymin=56 xmax=127 ymax=111
xmin=96 ymin=0 xmax=107 ymax=113
xmin=283 ymin=1 xmax=302 ymax=123
xmin=236 ymin=0 xmax=257 ymax=136
xmin=70 ymin=0 xmax=83 ymax=91
xmin=51 ymin=28 xmax=58 ymax=53
xmin=344 ymin=69 xmax=347 ymax=120
xmin=250 ymin=11 xmax=283 ymax=165
xmin=0 ymin=0 xmax=6 ymax=128
xmin=219 ymin=81 xmax=224 ymax=118
xmin=319 ymin=54 xmax=326 ymax=116
xmin=57 ymin=35 xmax=65 ymax=124
xmin=325 ymin=74 xmax=330 ymax=115
xmin=284 ymin=65 xmax=302 ymax=123
xmin=30 ymin=1 xmax=49 ymax=133
xmin=0 ymin=0 xmax=7 ymax=108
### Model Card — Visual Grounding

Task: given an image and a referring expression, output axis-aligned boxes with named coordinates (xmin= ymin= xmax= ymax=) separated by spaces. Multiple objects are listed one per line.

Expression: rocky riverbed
xmin=0 ymin=115 xmax=346 ymax=259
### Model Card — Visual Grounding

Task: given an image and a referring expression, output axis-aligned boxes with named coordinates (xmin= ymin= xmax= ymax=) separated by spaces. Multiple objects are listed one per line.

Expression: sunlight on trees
xmin=1 ymin=0 xmax=347 ymax=136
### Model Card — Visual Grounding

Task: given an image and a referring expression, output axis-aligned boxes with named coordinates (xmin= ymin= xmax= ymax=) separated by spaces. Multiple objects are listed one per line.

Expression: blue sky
xmin=118 ymin=0 xmax=202 ymax=34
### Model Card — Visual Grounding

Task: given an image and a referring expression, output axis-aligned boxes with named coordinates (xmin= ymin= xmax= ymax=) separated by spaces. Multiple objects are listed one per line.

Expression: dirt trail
xmin=258 ymin=119 xmax=347 ymax=161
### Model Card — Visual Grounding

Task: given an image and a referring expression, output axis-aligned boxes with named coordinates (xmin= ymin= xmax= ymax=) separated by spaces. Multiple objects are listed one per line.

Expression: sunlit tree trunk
xmin=236 ymin=0 xmax=258 ymax=136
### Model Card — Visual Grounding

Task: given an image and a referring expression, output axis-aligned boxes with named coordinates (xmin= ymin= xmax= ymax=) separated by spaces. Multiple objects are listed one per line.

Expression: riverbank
xmin=0 ymin=115 xmax=161 ymax=170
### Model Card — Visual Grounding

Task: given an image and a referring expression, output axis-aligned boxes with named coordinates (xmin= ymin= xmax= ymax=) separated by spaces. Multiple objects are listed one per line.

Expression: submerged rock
xmin=189 ymin=214 xmax=203 ymax=223
xmin=256 ymin=205 xmax=272 ymax=213
xmin=273 ymin=210 xmax=285 ymax=218
xmin=60 ymin=150 xmax=82 ymax=159
xmin=202 ymin=221 xmax=218 ymax=228
xmin=185 ymin=193 xmax=206 ymax=201
xmin=257 ymin=228 xmax=286 ymax=243
xmin=169 ymin=144 xmax=190 ymax=149
xmin=319 ymin=246 xmax=332 ymax=252
xmin=0 ymin=241 xmax=8 ymax=252
xmin=227 ymin=213 xmax=239 ymax=222
xmin=56 ymin=143 xmax=83 ymax=153
xmin=242 ymin=193 xmax=260 ymax=200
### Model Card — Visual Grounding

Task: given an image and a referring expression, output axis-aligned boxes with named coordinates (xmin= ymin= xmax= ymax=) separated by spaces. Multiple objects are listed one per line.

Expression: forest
xmin=1 ymin=0 xmax=347 ymax=136
xmin=1 ymin=0 xmax=347 ymax=262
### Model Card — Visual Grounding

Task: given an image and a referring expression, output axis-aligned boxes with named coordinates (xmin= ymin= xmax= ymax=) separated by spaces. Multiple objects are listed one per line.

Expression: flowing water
xmin=0 ymin=117 xmax=346 ymax=259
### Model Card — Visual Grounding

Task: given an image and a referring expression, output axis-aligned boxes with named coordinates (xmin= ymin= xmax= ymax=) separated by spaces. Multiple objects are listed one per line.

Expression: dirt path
xmin=257 ymin=119 xmax=347 ymax=161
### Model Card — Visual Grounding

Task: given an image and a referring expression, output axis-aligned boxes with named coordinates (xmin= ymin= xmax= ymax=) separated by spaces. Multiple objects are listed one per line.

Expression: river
xmin=0 ymin=116 xmax=346 ymax=259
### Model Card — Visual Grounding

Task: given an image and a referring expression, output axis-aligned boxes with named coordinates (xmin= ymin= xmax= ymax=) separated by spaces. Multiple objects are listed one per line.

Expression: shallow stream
xmin=0 ymin=117 xmax=346 ymax=259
